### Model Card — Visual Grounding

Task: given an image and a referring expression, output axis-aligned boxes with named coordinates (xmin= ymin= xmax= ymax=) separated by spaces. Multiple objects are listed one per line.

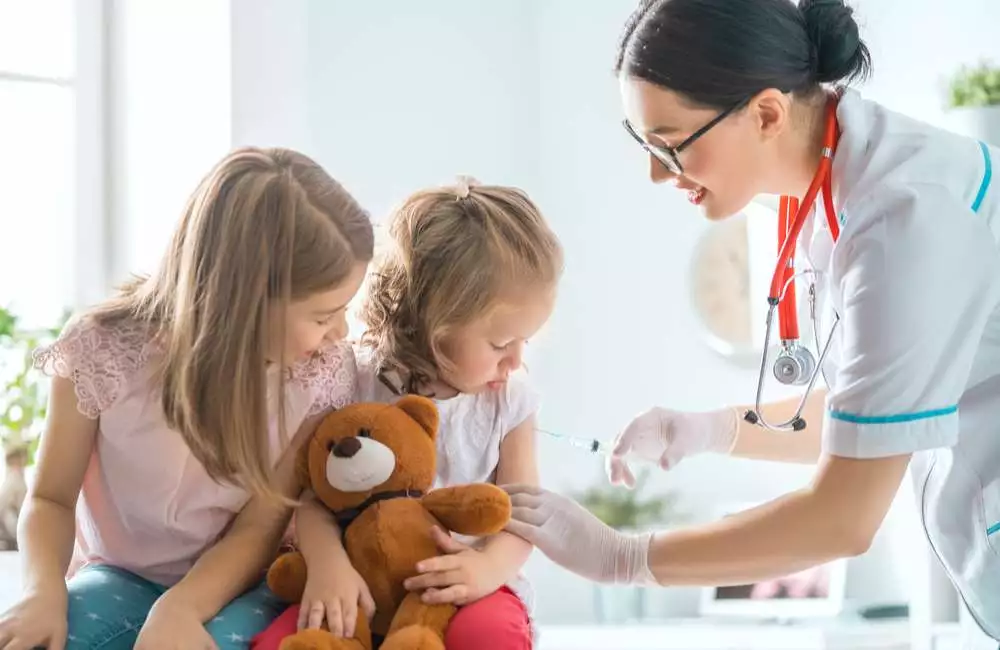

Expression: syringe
xmin=537 ymin=428 xmax=612 ymax=456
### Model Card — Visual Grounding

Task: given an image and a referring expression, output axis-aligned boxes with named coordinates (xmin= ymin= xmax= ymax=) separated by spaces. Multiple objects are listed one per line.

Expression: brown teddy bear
xmin=266 ymin=395 xmax=512 ymax=650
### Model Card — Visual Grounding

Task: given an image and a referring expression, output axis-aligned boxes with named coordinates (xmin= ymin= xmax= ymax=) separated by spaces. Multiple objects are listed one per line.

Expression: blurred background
xmin=2 ymin=1 xmax=1000 ymax=648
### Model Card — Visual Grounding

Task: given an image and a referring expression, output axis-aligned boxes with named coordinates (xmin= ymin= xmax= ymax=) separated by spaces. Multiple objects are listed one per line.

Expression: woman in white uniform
xmin=503 ymin=0 xmax=1000 ymax=642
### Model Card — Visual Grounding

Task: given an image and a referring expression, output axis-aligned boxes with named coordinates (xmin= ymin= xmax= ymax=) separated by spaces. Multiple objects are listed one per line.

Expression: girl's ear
xmin=396 ymin=395 xmax=439 ymax=440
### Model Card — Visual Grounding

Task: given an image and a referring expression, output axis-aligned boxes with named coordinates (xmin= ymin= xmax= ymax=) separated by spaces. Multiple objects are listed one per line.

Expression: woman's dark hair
xmin=615 ymin=0 xmax=872 ymax=109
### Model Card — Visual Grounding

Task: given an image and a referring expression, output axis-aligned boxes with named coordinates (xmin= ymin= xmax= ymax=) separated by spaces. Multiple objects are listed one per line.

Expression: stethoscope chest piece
xmin=773 ymin=342 xmax=817 ymax=386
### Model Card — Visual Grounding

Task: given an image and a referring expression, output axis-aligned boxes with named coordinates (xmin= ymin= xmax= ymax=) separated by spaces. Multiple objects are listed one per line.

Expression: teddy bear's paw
xmin=267 ymin=551 xmax=308 ymax=602
xmin=278 ymin=629 xmax=366 ymax=650
xmin=380 ymin=626 xmax=444 ymax=650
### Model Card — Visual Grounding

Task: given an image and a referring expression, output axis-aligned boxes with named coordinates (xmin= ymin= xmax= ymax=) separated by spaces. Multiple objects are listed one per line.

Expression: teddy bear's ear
xmin=396 ymin=395 xmax=439 ymax=439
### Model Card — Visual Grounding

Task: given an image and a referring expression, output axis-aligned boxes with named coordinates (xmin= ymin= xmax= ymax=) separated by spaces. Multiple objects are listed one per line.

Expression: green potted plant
xmin=0 ymin=306 xmax=66 ymax=550
xmin=946 ymin=60 xmax=1000 ymax=146
xmin=574 ymin=468 xmax=689 ymax=624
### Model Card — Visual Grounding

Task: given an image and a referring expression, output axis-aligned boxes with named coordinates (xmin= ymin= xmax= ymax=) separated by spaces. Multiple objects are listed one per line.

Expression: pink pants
xmin=251 ymin=586 xmax=532 ymax=650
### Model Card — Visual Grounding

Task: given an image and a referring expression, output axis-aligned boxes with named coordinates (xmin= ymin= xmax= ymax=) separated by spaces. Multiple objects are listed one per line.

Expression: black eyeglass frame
xmin=622 ymin=97 xmax=751 ymax=175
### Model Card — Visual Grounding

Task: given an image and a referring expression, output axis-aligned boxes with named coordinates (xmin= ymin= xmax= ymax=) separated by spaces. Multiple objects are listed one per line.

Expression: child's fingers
xmin=403 ymin=569 xmax=464 ymax=592
xmin=358 ymin=586 xmax=376 ymax=620
xmin=415 ymin=555 xmax=462 ymax=573
xmin=322 ymin=599 xmax=343 ymax=637
xmin=341 ymin=598 xmax=357 ymax=638
xmin=298 ymin=600 xmax=324 ymax=630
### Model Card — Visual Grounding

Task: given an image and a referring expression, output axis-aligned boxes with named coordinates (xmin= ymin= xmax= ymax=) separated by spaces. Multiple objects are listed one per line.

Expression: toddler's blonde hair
xmin=361 ymin=177 xmax=562 ymax=394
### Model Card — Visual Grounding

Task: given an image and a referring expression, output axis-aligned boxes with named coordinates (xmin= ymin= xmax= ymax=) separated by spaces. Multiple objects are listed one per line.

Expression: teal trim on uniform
xmin=828 ymin=404 xmax=958 ymax=424
xmin=987 ymin=521 xmax=1000 ymax=537
xmin=972 ymin=140 xmax=992 ymax=213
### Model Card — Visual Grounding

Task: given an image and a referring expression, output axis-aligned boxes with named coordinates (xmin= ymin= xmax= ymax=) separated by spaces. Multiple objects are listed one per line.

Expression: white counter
xmin=535 ymin=620 xmax=912 ymax=650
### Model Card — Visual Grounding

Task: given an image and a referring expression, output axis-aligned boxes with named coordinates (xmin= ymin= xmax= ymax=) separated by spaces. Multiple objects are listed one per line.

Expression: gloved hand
xmin=501 ymin=484 xmax=657 ymax=586
xmin=607 ymin=406 xmax=739 ymax=487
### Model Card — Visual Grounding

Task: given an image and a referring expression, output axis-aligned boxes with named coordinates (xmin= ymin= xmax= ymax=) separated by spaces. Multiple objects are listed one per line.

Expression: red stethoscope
xmin=744 ymin=93 xmax=843 ymax=432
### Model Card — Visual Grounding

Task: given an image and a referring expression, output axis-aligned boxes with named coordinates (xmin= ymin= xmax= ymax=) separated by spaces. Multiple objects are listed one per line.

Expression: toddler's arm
xmin=478 ymin=414 xmax=538 ymax=583
xmin=156 ymin=412 xmax=324 ymax=622
xmin=19 ymin=375 xmax=98 ymax=595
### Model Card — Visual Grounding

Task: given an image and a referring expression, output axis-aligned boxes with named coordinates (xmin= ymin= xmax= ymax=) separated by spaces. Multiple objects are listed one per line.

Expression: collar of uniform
xmin=831 ymin=88 xmax=874 ymax=223
xmin=802 ymin=88 xmax=873 ymax=269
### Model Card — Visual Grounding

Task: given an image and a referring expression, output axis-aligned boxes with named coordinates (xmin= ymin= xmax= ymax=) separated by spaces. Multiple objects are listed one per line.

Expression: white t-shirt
xmin=352 ymin=344 xmax=541 ymax=611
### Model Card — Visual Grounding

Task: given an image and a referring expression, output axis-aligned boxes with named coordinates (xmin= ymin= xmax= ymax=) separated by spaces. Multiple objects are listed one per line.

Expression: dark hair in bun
xmin=800 ymin=0 xmax=871 ymax=84
xmin=615 ymin=0 xmax=872 ymax=110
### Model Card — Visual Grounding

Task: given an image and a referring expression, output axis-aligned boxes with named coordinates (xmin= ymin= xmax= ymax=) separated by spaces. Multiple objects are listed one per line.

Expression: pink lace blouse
xmin=32 ymin=316 xmax=356 ymax=586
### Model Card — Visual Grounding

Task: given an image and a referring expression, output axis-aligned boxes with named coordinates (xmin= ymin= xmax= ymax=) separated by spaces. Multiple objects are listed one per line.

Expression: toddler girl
xmin=252 ymin=176 xmax=563 ymax=650
xmin=0 ymin=147 xmax=374 ymax=650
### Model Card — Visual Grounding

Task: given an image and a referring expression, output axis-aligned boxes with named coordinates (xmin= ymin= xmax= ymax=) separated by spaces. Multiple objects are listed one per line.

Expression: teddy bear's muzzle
xmin=325 ymin=436 xmax=398 ymax=492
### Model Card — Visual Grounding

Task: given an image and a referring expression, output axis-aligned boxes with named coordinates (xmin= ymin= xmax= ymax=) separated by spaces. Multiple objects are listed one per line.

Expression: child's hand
xmin=299 ymin=554 xmax=375 ymax=637
xmin=134 ymin=596 xmax=217 ymax=650
xmin=0 ymin=586 xmax=69 ymax=650
xmin=403 ymin=527 xmax=505 ymax=606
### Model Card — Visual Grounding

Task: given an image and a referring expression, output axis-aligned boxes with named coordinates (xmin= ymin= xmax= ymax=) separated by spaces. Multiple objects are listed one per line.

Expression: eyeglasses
xmin=622 ymin=98 xmax=750 ymax=175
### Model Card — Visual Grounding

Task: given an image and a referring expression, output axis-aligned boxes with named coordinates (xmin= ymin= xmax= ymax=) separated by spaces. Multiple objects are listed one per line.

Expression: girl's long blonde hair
xmin=88 ymin=147 xmax=373 ymax=497
xmin=361 ymin=178 xmax=562 ymax=394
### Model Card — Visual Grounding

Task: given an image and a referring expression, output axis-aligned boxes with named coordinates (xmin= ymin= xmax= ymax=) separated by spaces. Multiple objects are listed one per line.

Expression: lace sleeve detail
xmin=291 ymin=342 xmax=358 ymax=418
xmin=32 ymin=316 xmax=152 ymax=419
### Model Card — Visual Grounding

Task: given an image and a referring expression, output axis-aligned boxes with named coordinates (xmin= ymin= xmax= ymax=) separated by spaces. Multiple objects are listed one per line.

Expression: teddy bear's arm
xmin=421 ymin=483 xmax=512 ymax=537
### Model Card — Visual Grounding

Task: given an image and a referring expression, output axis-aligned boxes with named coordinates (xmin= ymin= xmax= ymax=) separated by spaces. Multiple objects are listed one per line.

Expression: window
xmin=0 ymin=0 xmax=104 ymax=329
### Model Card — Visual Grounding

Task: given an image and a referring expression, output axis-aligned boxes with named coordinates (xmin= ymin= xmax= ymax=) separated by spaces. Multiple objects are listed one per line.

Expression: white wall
xmin=107 ymin=0 xmax=231 ymax=284
xmin=230 ymin=0 xmax=311 ymax=152
xmin=299 ymin=0 xmax=539 ymax=221
xmin=104 ymin=0 xmax=1000 ymax=627
xmin=856 ymin=0 xmax=1000 ymax=131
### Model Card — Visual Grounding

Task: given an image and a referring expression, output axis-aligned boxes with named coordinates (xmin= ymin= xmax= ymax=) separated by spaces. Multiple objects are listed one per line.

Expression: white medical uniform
xmin=801 ymin=89 xmax=1000 ymax=645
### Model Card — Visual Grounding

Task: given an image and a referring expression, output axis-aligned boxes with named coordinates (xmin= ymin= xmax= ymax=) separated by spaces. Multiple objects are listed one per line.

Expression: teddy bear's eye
xmin=358 ymin=428 xmax=371 ymax=438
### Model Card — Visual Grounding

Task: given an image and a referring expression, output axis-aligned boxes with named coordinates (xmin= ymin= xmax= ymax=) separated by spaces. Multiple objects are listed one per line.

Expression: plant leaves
xmin=574 ymin=468 xmax=688 ymax=530
xmin=948 ymin=60 xmax=1000 ymax=108
xmin=1 ymin=307 xmax=66 ymax=455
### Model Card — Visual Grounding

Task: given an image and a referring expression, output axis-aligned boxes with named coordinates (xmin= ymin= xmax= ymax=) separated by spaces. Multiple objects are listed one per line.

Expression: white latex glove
xmin=607 ymin=407 xmax=739 ymax=487
xmin=501 ymin=484 xmax=657 ymax=586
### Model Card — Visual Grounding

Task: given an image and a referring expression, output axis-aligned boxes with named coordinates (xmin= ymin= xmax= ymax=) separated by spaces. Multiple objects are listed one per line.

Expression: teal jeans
xmin=64 ymin=565 xmax=285 ymax=649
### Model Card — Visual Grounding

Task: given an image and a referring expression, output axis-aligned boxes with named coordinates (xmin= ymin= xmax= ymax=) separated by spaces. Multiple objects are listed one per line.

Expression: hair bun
xmin=798 ymin=0 xmax=871 ymax=85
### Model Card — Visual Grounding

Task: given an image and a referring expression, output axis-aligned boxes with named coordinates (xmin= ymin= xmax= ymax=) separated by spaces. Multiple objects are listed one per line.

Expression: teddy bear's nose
xmin=332 ymin=437 xmax=362 ymax=459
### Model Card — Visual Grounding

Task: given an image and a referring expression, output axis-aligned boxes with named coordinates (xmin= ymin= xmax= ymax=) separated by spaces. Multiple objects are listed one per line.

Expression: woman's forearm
xmin=729 ymin=389 xmax=827 ymax=464
xmin=645 ymin=487 xmax=852 ymax=586
xmin=644 ymin=452 xmax=910 ymax=586
xmin=17 ymin=496 xmax=76 ymax=593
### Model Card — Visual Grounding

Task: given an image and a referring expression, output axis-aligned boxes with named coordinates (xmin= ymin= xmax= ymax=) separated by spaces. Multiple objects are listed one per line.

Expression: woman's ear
xmin=396 ymin=395 xmax=439 ymax=439
xmin=750 ymin=88 xmax=792 ymax=141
